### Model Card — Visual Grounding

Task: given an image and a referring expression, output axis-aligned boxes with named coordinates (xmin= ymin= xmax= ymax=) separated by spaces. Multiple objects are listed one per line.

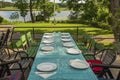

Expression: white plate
xmin=37 ymin=62 xmax=57 ymax=71
xmin=61 ymin=33 xmax=69 ymax=35
xmin=61 ymin=38 xmax=71 ymax=42
xmin=67 ymin=48 xmax=81 ymax=54
xmin=43 ymin=40 xmax=53 ymax=44
xmin=69 ymin=59 xmax=89 ymax=69
xmin=44 ymin=33 xmax=53 ymax=35
xmin=63 ymin=42 xmax=74 ymax=47
xmin=44 ymin=36 xmax=53 ymax=38
xmin=41 ymin=46 xmax=54 ymax=51
xmin=61 ymin=36 xmax=70 ymax=38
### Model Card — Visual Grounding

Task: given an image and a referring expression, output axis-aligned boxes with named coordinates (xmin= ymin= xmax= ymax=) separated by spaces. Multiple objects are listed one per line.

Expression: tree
xmin=81 ymin=0 xmax=98 ymax=22
xmin=36 ymin=0 xmax=58 ymax=22
xmin=14 ymin=0 xmax=28 ymax=22
xmin=12 ymin=0 xmax=36 ymax=23
xmin=108 ymin=0 xmax=120 ymax=41
xmin=0 ymin=16 xmax=3 ymax=23
xmin=29 ymin=0 xmax=36 ymax=23
xmin=9 ymin=12 xmax=19 ymax=21
xmin=62 ymin=0 xmax=98 ymax=22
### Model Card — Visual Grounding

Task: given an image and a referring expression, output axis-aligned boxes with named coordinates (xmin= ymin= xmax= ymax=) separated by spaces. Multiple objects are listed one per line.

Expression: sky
xmin=2 ymin=0 xmax=61 ymax=3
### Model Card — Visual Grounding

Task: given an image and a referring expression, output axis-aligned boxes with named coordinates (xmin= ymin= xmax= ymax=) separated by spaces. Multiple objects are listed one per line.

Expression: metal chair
xmin=26 ymin=32 xmax=39 ymax=47
xmin=0 ymin=59 xmax=23 ymax=80
xmin=1 ymin=29 xmax=12 ymax=57
xmin=17 ymin=34 xmax=38 ymax=59
xmin=87 ymin=49 xmax=117 ymax=74
xmin=0 ymin=45 xmax=31 ymax=79
xmin=92 ymin=64 xmax=120 ymax=80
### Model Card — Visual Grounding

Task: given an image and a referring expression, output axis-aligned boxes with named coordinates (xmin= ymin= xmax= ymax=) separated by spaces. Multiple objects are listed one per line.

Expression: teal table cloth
xmin=27 ymin=32 xmax=98 ymax=80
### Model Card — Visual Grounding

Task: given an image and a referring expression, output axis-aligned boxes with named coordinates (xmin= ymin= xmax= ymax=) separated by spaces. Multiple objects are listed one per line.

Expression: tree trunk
xmin=23 ymin=17 xmax=26 ymax=22
xmin=109 ymin=0 xmax=120 ymax=42
xmin=43 ymin=0 xmax=46 ymax=21
xmin=30 ymin=0 xmax=35 ymax=23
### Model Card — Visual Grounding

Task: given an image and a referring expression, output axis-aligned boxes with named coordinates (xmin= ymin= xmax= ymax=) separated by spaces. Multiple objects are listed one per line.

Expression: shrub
xmin=0 ymin=16 xmax=3 ymax=23
xmin=90 ymin=21 xmax=110 ymax=30
xmin=90 ymin=21 xmax=99 ymax=27
xmin=99 ymin=22 xmax=110 ymax=30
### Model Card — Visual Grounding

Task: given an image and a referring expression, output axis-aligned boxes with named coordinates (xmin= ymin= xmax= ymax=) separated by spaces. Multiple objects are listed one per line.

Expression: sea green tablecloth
xmin=27 ymin=32 xmax=98 ymax=80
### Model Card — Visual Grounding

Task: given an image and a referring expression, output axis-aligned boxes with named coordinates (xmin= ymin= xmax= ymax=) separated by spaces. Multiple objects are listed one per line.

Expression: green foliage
xmin=112 ymin=8 xmax=120 ymax=41
xmin=14 ymin=0 xmax=28 ymax=22
xmin=0 ymin=1 xmax=14 ymax=8
xmin=0 ymin=16 xmax=3 ymax=23
xmin=35 ymin=0 xmax=59 ymax=22
xmin=57 ymin=3 xmax=67 ymax=8
xmin=9 ymin=12 xmax=19 ymax=20
xmin=69 ymin=11 xmax=80 ymax=20
xmin=62 ymin=0 xmax=110 ymax=28
xmin=81 ymin=0 xmax=98 ymax=22
xmin=90 ymin=21 xmax=110 ymax=30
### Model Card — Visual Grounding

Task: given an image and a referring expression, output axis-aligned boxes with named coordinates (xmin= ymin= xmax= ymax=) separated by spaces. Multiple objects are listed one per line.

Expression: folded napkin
xmin=35 ymin=72 xmax=56 ymax=79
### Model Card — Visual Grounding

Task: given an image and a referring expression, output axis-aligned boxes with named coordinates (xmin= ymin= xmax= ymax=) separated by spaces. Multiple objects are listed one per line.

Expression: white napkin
xmin=35 ymin=72 xmax=56 ymax=79
xmin=69 ymin=59 xmax=89 ymax=69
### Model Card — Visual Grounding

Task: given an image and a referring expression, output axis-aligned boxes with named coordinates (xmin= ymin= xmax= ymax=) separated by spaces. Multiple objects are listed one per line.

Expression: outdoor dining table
xmin=27 ymin=32 xmax=98 ymax=80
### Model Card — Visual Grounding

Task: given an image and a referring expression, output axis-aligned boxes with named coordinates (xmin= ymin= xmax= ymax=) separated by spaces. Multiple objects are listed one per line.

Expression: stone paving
xmin=111 ymin=54 xmax=120 ymax=79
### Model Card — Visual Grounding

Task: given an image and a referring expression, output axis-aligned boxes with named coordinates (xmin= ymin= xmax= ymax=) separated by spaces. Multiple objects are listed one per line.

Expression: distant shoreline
xmin=0 ymin=8 xmax=68 ymax=11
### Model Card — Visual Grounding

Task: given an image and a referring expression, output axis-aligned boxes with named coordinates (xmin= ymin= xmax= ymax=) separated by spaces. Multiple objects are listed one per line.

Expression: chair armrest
xmin=84 ymin=53 xmax=94 ymax=56
xmin=16 ymin=50 xmax=29 ymax=58
xmin=0 ymin=59 xmax=19 ymax=66
xmin=92 ymin=64 xmax=120 ymax=69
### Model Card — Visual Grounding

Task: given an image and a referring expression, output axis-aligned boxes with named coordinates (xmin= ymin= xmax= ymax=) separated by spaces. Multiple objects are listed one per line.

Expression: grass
xmin=0 ymin=7 xmax=68 ymax=11
xmin=13 ymin=22 xmax=87 ymax=27
xmin=0 ymin=7 xmax=19 ymax=11
xmin=8 ymin=22 xmax=114 ymax=46
xmin=12 ymin=22 xmax=113 ymax=36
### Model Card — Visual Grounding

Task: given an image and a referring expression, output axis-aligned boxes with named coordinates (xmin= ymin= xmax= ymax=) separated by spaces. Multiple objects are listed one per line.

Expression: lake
xmin=0 ymin=11 xmax=71 ymax=21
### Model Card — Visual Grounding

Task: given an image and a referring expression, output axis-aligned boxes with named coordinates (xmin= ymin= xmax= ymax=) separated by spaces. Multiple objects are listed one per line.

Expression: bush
xmin=99 ymin=22 xmax=110 ymax=30
xmin=90 ymin=21 xmax=110 ymax=30
xmin=0 ymin=16 xmax=3 ymax=23
xmin=90 ymin=21 xmax=99 ymax=27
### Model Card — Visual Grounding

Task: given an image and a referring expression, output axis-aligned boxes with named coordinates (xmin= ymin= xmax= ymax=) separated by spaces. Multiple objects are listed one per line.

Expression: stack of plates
xmin=63 ymin=42 xmax=74 ymax=47
xmin=66 ymin=48 xmax=81 ymax=54
xmin=69 ymin=59 xmax=89 ymax=69
xmin=36 ymin=62 xmax=57 ymax=71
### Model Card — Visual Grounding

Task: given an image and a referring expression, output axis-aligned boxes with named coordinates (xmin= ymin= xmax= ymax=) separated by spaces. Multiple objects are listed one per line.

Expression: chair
xmin=0 ymin=45 xmax=31 ymax=79
xmin=87 ymin=49 xmax=117 ymax=74
xmin=1 ymin=29 xmax=12 ymax=57
xmin=0 ymin=33 xmax=5 ymax=49
xmin=19 ymin=34 xmax=38 ymax=59
xmin=84 ymin=42 xmax=105 ymax=60
xmin=0 ymin=59 xmax=23 ymax=80
xmin=92 ymin=64 xmax=120 ymax=80
xmin=20 ymin=34 xmax=28 ymax=50
xmin=26 ymin=32 xmax=39 ymax=47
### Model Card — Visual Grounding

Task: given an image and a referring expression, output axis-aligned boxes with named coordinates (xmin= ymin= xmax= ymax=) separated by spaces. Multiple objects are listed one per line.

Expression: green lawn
xmin=7 ymin=22 xmax=113 ymax=46
xmin=13 ymin=22 xmax=113 ymax=36
xmin=0 ymin=7 xmax=18 ymax=11
xmin=14 ymin=22 xmax=87 ymax=27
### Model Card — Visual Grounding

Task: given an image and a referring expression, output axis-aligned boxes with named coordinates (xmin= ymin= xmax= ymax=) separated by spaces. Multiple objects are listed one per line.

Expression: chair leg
xmin=107 ymin=69 xmax=114 ymax=79
xmin=6 ymin=47 xmax=11 ymax=58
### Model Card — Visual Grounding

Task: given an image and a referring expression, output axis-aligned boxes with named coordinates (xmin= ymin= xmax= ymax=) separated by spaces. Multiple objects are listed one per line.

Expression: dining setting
xmin=27 ymin=32 xmax=98 ymax=80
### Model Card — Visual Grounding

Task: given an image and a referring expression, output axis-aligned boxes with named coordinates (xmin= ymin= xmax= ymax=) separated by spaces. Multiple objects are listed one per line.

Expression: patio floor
xmin=111 ymin=54 xmax=120 ymax=79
